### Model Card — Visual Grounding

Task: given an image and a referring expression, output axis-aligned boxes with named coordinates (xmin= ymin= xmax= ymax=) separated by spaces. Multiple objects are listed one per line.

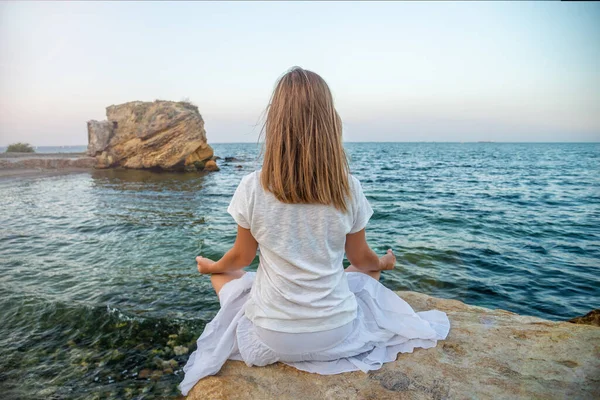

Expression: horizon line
xmin=2 ymin=141 xmax=599 ymax=147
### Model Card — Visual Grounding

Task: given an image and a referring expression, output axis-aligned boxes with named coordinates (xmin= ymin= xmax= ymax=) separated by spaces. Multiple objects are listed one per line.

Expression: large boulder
xmin=87 ymin=101 xmax=215 ymax=171
xmin=186 ymin=291 xmax=600 ymax=399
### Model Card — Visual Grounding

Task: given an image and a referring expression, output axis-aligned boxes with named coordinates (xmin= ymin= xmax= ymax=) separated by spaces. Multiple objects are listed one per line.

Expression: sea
xmin=1 ymin=142 xmax=599 ymax=399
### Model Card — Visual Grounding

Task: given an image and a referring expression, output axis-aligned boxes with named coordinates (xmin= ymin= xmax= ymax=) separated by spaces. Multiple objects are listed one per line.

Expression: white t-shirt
xmin=227 ymin=170 xmax=374 ymax=333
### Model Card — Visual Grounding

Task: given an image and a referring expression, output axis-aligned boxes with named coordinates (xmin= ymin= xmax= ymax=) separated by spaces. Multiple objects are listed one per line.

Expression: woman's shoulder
xmin=348 ymin=173 xmax=364 ymax=193
xmin=237 ymin=170 xmax=261 ymax=191
xmin=349 ymin=173 xmax=360 ymax=185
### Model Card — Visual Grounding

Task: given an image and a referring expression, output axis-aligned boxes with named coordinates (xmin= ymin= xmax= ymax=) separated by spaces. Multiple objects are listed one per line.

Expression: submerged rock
xmin=137 ymin=369 xmax=151 ymax=379
xmin=87 ymin=100 xmax=215 ymax=171
xmin=174 ymin=346 xmax=189 ymax=356
xmin=150 ymin=370 xmax=163 ymax=381
xmin=186 ymin=291 xmax=600 ymax=400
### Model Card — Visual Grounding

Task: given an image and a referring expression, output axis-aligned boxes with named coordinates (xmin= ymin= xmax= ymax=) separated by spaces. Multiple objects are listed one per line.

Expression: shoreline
xmin=0 ymin=152 xmax=96 ymax=178
xmin=0 ymin=151 xmax=88 ymax=159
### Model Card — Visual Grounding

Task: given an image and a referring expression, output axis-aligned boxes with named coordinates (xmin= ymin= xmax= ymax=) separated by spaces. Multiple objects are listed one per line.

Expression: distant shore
xmin=0 ymin=151 xmax=88 ymax=159
xmin=0 ymin=152 xmax=95 ymax=178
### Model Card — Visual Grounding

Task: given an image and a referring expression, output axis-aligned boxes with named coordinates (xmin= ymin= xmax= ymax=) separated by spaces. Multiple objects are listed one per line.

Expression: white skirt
xmin=179 ymin=272 xmax=451 ymax=396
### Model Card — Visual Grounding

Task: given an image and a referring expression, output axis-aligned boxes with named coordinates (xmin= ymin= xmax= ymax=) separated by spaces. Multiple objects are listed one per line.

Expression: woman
xmin=179 ymin=66 xmax=450 ymax=396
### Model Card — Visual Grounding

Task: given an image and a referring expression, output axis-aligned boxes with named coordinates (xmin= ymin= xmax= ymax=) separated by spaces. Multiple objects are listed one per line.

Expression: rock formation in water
xmin=186 ymin=291 xmax=600 ymax=400
xmin=87 ymin=101 xmax=215 ymax=171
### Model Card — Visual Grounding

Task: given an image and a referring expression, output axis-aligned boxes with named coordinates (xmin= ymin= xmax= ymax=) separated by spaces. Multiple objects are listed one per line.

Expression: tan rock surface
xmin=204 ymin=160 xmax=220 ymax=172
xmin=184 ymin=143 xmax=214 ymax=166
xmin=88 ymin=100 xmax=214 ymax=171
xmin=568 ymin=309 xmax=600 ymax=327
xmin=187 ymin=291 xmax=600 ymax=400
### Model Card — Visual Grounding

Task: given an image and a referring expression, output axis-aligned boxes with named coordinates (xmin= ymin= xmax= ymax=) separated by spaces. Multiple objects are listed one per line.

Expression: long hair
xmin=260 ymin=66 xmax=350 ymax=212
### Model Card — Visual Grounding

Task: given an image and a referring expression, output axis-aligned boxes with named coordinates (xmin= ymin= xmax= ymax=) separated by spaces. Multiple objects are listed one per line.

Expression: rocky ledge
xmin=187 ymin=291 xmax=599 ymax=399
xmin=88 ymin=100 xmax=217 ymax=172
xmin=0 ymin=152 xmax=96 ymax=170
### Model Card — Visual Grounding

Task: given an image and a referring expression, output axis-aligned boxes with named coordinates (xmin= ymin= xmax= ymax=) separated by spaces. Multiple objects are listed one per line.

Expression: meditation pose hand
xmin=196 ymin=256 xmax=215 ymax=274
xmin=378 ymin=249 xmax=396 ymax=271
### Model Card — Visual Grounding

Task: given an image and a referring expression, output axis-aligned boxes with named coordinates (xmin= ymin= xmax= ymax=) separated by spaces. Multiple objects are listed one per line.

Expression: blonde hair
xmin=260 ymin=66 xmax=350 ymax=212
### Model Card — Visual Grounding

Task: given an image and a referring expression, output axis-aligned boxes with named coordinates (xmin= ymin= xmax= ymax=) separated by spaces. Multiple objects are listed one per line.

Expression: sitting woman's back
xmin=227 ymin=67 xmax=375 ymax=333
xmin=228 ymin=170 xmax=373 ymax=333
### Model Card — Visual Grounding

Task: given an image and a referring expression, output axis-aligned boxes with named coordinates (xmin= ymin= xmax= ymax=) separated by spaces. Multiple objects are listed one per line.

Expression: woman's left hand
xmin=196 ymin=256 xmax=216 ymax=274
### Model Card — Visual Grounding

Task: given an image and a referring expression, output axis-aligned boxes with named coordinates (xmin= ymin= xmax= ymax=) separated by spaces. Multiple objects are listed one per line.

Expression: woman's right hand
xmin=378 ymin=249 xmax=396 ymax=271
xmin=196 ymin=256 xmax=216 ymax=274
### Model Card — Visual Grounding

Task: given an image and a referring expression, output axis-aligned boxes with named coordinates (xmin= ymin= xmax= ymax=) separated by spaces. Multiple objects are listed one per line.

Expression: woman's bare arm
xmin=197 ymin=225 xmax=258 ymax=274
xmin=345 ymin=228 xmax=395 ymax=271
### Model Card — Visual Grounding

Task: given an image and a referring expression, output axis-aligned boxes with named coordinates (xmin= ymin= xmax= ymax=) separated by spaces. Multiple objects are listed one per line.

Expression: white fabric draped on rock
xmin=179 ymin=272 xmax=450 ymax=396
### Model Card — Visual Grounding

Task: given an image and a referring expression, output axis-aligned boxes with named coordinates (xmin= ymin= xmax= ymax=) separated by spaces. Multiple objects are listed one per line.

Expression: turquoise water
xmin=1 ymin=142 xmax=598 ymax=399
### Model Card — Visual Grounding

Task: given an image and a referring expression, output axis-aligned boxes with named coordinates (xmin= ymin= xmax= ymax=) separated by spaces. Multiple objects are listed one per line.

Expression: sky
xmin=0 ymin=1 xmax=599 ymax=146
